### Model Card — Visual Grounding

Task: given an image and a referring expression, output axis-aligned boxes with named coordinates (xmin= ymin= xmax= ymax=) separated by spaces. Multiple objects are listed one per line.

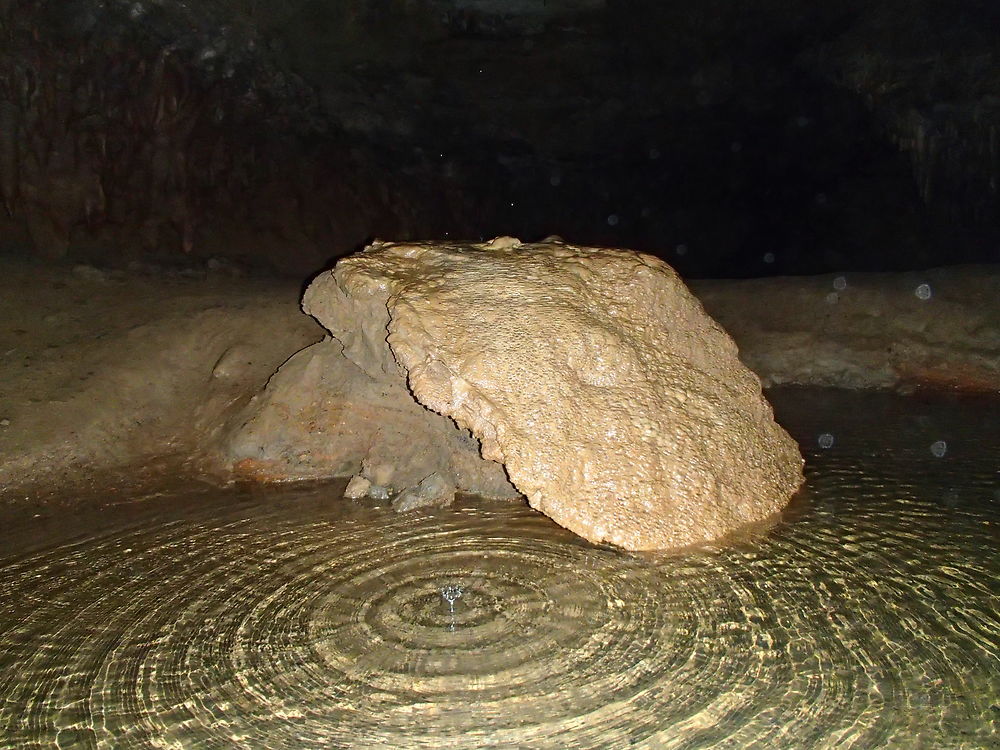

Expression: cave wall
xmin=0 ymin=0 xmax=996 ymax=277
xmin=805 ymin=0 xmax=1000 ymax=230
xmin=0 ymin=0 xmax=462 ymax=274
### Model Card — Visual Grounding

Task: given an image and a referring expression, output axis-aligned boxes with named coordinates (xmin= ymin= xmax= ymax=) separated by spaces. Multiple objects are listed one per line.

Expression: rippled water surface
xmin=1 ymin=388 xmax=998 ymax=749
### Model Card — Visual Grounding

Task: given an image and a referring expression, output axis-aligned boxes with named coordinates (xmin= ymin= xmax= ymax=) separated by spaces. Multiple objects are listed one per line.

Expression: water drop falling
xmin=441 ymin=584 xmax=464 ymax=614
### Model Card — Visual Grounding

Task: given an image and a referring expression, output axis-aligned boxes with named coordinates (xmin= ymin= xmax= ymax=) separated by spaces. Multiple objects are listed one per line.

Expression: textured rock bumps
xmin=298 ymin=236 xmax=804 ymax=551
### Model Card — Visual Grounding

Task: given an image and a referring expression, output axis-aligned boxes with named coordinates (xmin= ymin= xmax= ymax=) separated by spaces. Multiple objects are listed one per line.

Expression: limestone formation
xmin=299 ymin=236 xmax=804 ymax=551
xmin=220 ymin=335 xmax=518 ymax=501
xmin=693 ymin=266 xmax=1000 ymax=393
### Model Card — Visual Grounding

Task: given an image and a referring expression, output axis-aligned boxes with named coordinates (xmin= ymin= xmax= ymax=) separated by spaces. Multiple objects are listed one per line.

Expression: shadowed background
xmin=1 ymin=0 xmax=997 ymax=277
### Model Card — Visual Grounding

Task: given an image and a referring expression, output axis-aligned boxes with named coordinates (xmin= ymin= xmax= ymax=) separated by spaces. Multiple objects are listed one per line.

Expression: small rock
xmin=368 ymin=485 xmax=390 ymax=501
xmin=392 ymin=472 xmax=456 ymax=512
xmin=344 ymin=475 xmax=371 ymax=499
xmin=0 ymin=417 xmax=10 ymax=428
xmin=361 ymin=459 xmax=396 ymax=487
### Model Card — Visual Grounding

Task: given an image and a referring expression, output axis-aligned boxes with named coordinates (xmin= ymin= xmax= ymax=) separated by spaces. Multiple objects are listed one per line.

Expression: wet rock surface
xmin=2 ymin=252 xmax=995 ymax=517
xmin=294 ymin=237 xmax=804 ymax=551
xmin=0 ymin=255 xmax=323 ymax=496
xmin=391 ymin=472 xmax=457 ymax=512
xmin=218 ymin=302 xmax=519 ymax=502
xmin=694 ymin=264 xmax=1000 ymax=393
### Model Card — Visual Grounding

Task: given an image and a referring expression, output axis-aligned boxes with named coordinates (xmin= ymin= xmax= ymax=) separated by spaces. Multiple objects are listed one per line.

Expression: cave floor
xmin=0 ymin=387 xmax=997 ymax=748
xmin=0 ymin=253 xmax=324 ymax=495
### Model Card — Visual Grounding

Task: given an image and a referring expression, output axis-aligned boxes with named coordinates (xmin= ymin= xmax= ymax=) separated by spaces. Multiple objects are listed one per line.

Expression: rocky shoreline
xmin=1 ymin=253 xmax=996 ymax=501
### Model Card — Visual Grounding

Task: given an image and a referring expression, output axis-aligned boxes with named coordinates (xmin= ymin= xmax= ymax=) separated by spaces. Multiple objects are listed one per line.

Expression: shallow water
xmin=1 ymin=388 xmax=998 ymax=749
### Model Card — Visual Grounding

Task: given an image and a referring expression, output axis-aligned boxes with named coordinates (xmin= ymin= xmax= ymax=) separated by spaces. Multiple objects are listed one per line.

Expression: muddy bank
xmin=693 ymin=264 xmax=1000 ymax=393
xmin=0 ymin=254 xmax=996 ymax=499
xmin=0 ymin=255 xmax=322 ymax=498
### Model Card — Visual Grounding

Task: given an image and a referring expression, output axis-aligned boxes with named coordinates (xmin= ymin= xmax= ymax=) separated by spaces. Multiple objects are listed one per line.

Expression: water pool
xmin=1 ymin=387 xmax=997 ymax=748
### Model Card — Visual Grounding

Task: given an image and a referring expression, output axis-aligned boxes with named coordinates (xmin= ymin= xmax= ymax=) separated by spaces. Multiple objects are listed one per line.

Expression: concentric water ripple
xmin=1 ymin=389 xmax=999 ymax=748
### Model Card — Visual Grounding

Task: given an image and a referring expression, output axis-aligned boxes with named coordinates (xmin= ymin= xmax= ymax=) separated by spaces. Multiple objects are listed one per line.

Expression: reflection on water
xmin=0 ymin=388 xmax=998 ymax=748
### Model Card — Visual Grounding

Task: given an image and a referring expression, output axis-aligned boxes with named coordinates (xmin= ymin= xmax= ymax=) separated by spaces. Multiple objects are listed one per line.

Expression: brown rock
xmin=300 ymin=236 xmax=804 ymax=551
xmin=221 ymin=319 xmax=518 ymax=501
xmin=692 ymin=265 xmax=1000 ymax=394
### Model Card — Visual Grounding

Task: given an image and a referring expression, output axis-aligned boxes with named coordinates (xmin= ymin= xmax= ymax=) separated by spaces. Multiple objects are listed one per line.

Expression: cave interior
xmin=1 ymin=0 xmax=998 ymax=278
xmin=2 ymin=4 xmax=1000 ymax=746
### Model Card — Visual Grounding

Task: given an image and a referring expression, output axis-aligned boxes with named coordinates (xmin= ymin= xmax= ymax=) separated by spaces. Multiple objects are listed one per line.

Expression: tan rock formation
xmin=692 ymin=265 xmax=1000 ymax=394
xmin=220 ymin=337 xmax=518 ymax=500
xmin=302 ymin=236 xmax=804 ymax=551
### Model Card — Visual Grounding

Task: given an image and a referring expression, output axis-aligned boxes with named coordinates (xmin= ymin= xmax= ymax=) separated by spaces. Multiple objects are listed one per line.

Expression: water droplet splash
xmin=440 ymin=584 xmax=464 ymax=614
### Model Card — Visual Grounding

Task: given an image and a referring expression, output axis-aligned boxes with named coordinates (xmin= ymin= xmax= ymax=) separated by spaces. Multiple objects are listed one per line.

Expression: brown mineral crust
xmin=327 ymin=237 xmax=804 ymax=551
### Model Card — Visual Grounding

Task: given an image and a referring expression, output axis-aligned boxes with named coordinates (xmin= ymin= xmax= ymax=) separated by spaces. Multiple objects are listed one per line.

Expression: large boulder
xmin=218 ymin=243 xmax=520 ymax=500
xmin=290 ymin=236 xmax=804 ymax=551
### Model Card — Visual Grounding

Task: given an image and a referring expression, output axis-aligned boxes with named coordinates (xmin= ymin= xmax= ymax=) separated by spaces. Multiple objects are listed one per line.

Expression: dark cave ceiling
xmin=0 ymin=0 xmax=998 ymax=277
